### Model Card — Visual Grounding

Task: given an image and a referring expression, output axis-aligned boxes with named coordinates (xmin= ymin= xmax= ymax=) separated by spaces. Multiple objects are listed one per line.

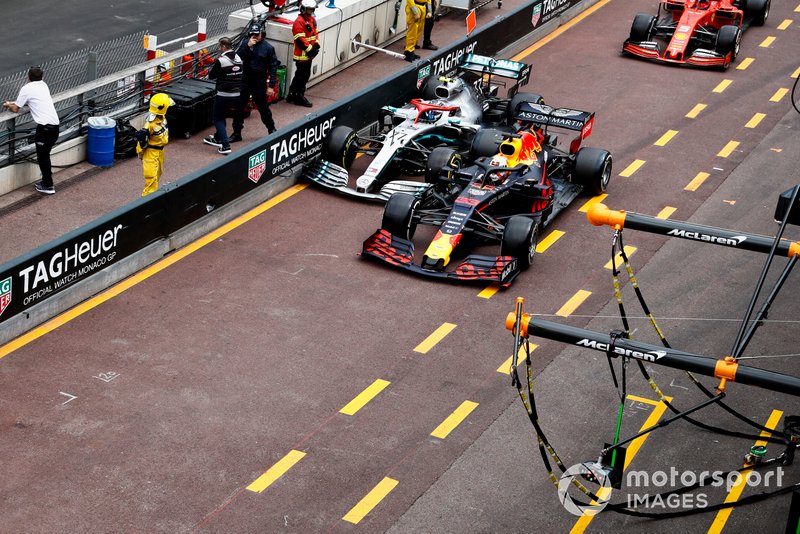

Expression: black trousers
xmin=234 ymin=77 xmax=275 ymax=133
xmin=35 ymin=124 xmax=59 ymax=187
xmin=423 ymin=16 xmax=435 ymax=45
xmin=289 ymin=60 xmax=312 ymax=97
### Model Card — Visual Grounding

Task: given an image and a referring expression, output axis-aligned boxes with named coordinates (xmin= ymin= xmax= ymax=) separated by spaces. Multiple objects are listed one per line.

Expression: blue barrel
xmin=87 ymin=116 xmax=116 ymax=166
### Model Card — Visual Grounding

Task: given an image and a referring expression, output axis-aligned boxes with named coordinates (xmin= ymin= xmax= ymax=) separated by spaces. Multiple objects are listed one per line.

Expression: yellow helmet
xmin=149 ymin=93 xmax=174 ymax=115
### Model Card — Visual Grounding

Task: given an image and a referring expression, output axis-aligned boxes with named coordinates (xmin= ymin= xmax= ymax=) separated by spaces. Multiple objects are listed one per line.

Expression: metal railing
xmin=0 ymin=1 xmax=253 ymax=172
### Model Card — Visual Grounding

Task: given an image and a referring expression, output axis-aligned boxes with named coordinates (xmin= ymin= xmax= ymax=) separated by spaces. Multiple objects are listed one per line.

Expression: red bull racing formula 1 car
xmin=622 ymin=0 xmax=770 ymax=69
xmin=302 ymin=54 xmax=534 ymax=201
xmin=361 ymin=101 xmax=612 ymax=286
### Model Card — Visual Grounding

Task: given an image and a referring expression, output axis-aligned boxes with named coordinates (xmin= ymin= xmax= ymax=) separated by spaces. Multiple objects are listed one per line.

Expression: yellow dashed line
xmin=604 ymin=246 xmax=637 ymax=270
xmin=713 ymin=79 xmax=732 ymax=93
xmin=498 ymin=343 xmax=538 ymax=373
xmin=619 ymin=160 xmax=645 ymax=177
xmin=736 ymin=57 xmax=754 ymax=70
xmin=656 ymin=206 xmax=677 ymax=219
xmin=0 ymin=184 xmax=309 ymax=360
xmin=654 ymin=130 xmax=678 ymax=147
xmin=556 ymin=290 xmax=591 ymax=317
xmin=717 ymin=141 xmax=740 ymax=158
xmin=431 ymin=400 xmax=479 ymax=439
xmin=414 ymin=322 xmax=457 ymax=353
xmin=686 ymin=103 xmax=706 ymax=118
xmin=247 ymin=450 xmax=306 ymax=494
xmin=759 ymin=36 xmax=776 ymax=47
xmin=571 ymin=396 xmax=672 ymax=533
xmin=340 ymin=379 xmax=391 ymax=415
xmin=792 ymin=67 xmax=800 ymax=79
xmin=777 ymin=19 xmax=792 ymax=30
xmin=579 ymin=193 xmax=608 ymax=212
xmin=707 ymin=410 xmax=783 ymax=533
xmin=477 ymin=284 xmax=501 ymax=299
xmin=771 ymin=88 xmax=789 ymax=102
xmin=342 ymin=477 xmax=398 ymax=524
xmin=745 ymin=113 xmax=766 ymax=129
xmin=536 ymin=230 xmax=565 ymax=253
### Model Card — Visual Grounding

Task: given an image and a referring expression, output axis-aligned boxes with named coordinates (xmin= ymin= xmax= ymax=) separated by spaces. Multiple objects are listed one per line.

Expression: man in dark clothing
xmin=204 ymin=37 xmax=243 ymax=154
xmin=232 ymin=23 xmax=279 ymax=141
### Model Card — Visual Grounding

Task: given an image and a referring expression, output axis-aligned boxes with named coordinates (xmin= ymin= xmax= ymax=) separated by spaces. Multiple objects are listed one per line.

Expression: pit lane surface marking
xmin=430 ymin=400 xmax=480 ymax=439
xmin=247 ymin=450 xmax=307 ymax=494
xmin=656 ymin=206 xmax=677 ymax=219
xmin=619 ymin=159 xmax=646 ymax=177
xmin=745 ymin=113 xmax=766 ymax=129
xmin=771 ymin=88 xmax=789 ymax=102
xmin=713 ymin=80 xmax=733 ymax=93
xmin=706 ymin=410 xmax=783 ymax=533
xmin=556 ymin=290 xmax=592 ymax=317
xmin=686 ymin=104 xmax=707 ymax=118
xmin=578 ymin=194 xmax=608 ymax=213
xmin=717 ymin=141 xmax=741 ymax=158
xmin=793 ymin=67 xmax=800 ymax=78
xmin=339 ymin=379 xmax=391 ymax=415
xmin=570 ymin=394 xmax=672 ymax=534
xmin=759 ymin=36 xmax=776 ymax=48
xmin=497 ymin=344 xmax=538 ymax=374
xmin=736 ymin=57 xmax=755 ymax=70
xmin=604 ymin=246 xmax=637 ymax=270
xmin=777 ymin=19 xmax=792 ymax=30
xmin=0 ymin=184 xmax=309 ymax=360
xmin=413 ymin=322 xmax=457 ymax=354
xmin=342 ymin=477 xmax=399 ymax=524
xmin=654 ymin=130 xmax=679 ymax=147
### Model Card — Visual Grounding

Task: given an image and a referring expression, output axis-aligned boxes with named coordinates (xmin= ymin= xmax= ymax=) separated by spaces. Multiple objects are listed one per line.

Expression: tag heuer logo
xmin=531 ymin=4 xmax=542 ymax=27
xmin=0 ymin=277 xmax=11 ymax=318
xmin=417 ymin=65 xmax=432 ymax=90
xmin=248 ymin=150 xmax=267 ymax=184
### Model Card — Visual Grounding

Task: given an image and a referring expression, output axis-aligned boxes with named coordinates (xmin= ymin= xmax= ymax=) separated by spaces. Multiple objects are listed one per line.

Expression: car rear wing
xmin=458 ymin=54 xmax=531 ymax=84
xmin=513 ymin=102 xmax=595 ymax=140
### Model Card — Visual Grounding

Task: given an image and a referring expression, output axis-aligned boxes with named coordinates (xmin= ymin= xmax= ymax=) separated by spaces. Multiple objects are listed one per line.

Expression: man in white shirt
xmin=3 ymin=66 xmax=61 ymax=194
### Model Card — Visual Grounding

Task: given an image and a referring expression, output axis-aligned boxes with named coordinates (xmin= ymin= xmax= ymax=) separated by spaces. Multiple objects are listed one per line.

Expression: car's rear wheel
xmin=715 ymin=25 xmax=742 ymax=60
xmin=630 ymin=13 xmax=656 ymax=41
xmin=574 ymin=147 xmax=612 ymax=196
xmin=507 ymin=92 xmax=545 ymax=125
xmin=501 ymin=216 xmax=539 ymax=270
xmin=746 ymin=0 xmax=769 ymax=26
xmin=322 ymin=125 xmax=358 ymax=169
xmin=382 ymin=193 xmax=420 ymax=240
xmin=471 ymin=128 xmax=506 ymax=158
xmin=425 ymin=147 xmax=462 ymax=184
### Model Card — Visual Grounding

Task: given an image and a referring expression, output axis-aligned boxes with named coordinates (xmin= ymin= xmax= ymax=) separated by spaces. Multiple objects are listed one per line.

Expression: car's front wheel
xmin=425 ymin=147 xmax=462 ymax=184
xmin=322 ymin=125 xmax=358 ymax=169
xmin=382 ymin=193 xmax=420 ymax=240
xmin=716 ymin=25 xmax=742 ymax=60
xmin=501 ymin=216 xmax=539 ymax=270
xmin=630 ymin=13 xmax=656 ymax=42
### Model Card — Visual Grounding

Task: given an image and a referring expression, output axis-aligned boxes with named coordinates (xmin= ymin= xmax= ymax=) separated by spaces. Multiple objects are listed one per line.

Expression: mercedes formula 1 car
xmin=302 ymin=54 xmax=534 ymax=201
xmin=361 ymin=101 xmax=612 ymax=286
xmin=622 ymin=0 xmax=770 ymax=69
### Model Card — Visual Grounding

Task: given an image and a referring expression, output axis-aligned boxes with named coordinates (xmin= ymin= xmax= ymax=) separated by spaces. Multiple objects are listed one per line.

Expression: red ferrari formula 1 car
xmin=361 ymin=102 xmax=611 ymax=286
xmin=623 ymin=0 xmax=770 ymax=69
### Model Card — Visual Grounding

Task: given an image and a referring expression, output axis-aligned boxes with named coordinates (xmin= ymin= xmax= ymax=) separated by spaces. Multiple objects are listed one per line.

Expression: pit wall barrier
xmin=0 ymin=0 xmax=597 ymax=344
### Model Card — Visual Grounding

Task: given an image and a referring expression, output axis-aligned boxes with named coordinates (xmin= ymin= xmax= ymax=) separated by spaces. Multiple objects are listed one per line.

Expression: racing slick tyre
xmin=382 ymin=193 xmax=420 ymax=240
xmin=322 ymin=125 xmax=358 ymax=169
xmin=471 ymin=128 xmax=506 ymax=158
xmin=507 ymin=92 xmax=544 ymax=126
xmin=574 ymin=147 xmax=612 ymax=196
xmin=501 ymin=216 xmax=540 ymax=270
xmin=715 ymin=25 xmax=742 ymax=60
xmin=629 ymin=13 xmax=656 ymax=42
xmin=746 ymin=0 xmax=770 ymax=26
xmin=425 ymin=147 xmax=462 ymax=184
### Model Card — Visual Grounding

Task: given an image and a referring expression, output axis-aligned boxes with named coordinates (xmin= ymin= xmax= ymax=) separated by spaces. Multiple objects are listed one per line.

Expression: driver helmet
xmin=489 ymin=155 xmax=509 ymax=184
xmin=422 ymin=109 xmax=443 ymax=123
